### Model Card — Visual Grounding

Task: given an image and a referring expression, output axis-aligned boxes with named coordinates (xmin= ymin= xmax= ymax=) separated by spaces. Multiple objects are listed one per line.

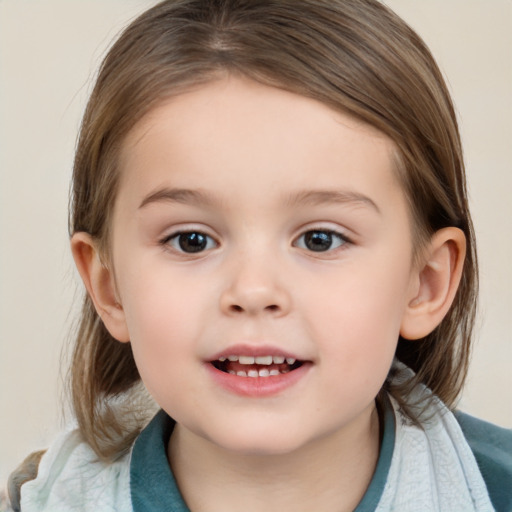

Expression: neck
xmin=167 ymin=403 xmax=380 ymax=512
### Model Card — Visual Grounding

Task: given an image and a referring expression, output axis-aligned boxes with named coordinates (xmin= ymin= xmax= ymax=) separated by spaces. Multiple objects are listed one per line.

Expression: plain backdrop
xmin=1 ymin=0 xmax=511 ymax=485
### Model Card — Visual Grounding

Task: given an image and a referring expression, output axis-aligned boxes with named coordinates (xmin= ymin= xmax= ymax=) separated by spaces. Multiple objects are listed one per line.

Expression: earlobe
xmin=400 ymin=227 xmax=466 ymax=340
xmin=70 ymin=232 xmax=130 ymax=342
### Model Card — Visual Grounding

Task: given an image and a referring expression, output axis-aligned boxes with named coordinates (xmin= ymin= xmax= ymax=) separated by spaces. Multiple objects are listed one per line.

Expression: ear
xmin=70 ymin=232 xmax=130 ymax=342
xmin=400 ymin=227 xmax=466 ymax=340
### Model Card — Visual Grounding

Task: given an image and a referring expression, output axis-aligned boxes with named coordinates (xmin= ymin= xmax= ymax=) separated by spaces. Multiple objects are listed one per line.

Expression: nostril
xmin=228 ymin=304 xmax=279 ymax=313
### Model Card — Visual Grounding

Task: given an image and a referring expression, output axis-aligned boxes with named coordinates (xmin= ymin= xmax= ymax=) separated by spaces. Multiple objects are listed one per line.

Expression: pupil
xmin=179 ymin=232 xmax=207 ymax=253
xmin=305 ymin=231 xmax=332 ymax=251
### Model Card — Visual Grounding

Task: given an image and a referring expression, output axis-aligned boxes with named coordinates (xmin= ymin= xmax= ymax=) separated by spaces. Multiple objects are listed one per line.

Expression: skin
xmin=72 ymin=77 xmax=466 ymax=511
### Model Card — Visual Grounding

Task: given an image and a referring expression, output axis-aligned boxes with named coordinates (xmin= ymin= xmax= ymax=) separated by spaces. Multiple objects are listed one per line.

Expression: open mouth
xmin=211 ymin=355 xmax=304 ymax=378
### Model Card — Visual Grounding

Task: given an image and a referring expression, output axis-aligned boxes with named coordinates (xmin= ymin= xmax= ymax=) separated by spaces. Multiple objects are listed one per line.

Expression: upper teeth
xmin=218 ymin=355 xmax=295 ymax=365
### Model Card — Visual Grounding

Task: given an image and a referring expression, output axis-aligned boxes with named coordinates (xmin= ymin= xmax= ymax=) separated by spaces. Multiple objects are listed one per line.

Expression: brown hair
xmin=69 ymin=0 xmax=478 ymax=459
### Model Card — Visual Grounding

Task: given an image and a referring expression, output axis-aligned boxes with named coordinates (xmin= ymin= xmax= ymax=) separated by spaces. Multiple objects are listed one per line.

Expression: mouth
xmin=211 ymin=354 xmax=304 ymax=378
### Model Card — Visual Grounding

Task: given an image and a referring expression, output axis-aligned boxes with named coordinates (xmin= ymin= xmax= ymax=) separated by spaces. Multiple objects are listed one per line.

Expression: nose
xmin=219 ymin=255 xmax=291 ymax=317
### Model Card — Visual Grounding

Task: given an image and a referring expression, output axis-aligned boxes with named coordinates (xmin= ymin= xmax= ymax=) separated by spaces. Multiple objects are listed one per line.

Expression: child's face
xmin=110 ymin=77 xmax=419 ymax=455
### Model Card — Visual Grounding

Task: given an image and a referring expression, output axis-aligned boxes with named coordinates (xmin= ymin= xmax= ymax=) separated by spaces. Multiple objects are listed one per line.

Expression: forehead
xmin=116 ymin=77 xmax=403 ymax=215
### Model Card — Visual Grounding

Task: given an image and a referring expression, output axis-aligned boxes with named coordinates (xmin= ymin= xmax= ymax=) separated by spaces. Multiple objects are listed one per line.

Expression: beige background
xmin=1 ymin=0 xmax=511 ymax=485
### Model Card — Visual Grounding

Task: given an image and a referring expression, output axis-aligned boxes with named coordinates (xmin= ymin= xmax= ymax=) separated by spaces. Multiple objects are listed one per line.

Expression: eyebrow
xmin=139 ymin=187 xmax=215 ymax=209
xmin=138 ymin=186 xmax=380 ymax=214
xmin=286 ymin=189 xmax=381 ymax=213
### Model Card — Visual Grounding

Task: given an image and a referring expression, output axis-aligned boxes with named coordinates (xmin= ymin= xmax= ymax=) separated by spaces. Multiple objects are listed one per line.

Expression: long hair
xmin=69 ymin=0 xmax=478 ymax=459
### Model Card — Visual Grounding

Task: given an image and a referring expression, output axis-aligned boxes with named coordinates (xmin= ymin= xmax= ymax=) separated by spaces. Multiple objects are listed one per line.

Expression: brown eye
xmin=166 ymin=231 xmax=216 ymax=253
xmin=295 ymin=230 xmax=348 ymax=252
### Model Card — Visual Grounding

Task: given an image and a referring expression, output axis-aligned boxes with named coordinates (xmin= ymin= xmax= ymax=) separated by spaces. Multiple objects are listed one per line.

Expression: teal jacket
xmin=9 ymin=400 xmax=512 ymax=511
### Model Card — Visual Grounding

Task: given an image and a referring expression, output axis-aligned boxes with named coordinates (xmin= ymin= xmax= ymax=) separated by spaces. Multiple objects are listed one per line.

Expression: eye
xmin=294 ymin=230 xmax=348 ymax=252
xmin=163 ymin=231 xmax=217 ymax=253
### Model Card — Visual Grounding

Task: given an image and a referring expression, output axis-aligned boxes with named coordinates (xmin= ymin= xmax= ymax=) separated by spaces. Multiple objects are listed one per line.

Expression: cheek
xmin=304 ymin=255 xmax=412 ymax=375
xmin=119 ymin=256 xmax=210 ymax=333
xmin=118 ymin=266 xmax=212 ymax=388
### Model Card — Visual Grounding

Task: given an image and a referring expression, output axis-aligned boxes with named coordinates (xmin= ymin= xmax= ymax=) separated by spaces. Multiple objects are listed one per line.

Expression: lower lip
xmin=205 ymin=362 xmax=312 ymax=397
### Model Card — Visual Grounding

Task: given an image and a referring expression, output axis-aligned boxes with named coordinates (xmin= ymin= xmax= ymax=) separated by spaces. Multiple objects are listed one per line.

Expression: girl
xmin=8 ymin=0 xmax=512 ymax=510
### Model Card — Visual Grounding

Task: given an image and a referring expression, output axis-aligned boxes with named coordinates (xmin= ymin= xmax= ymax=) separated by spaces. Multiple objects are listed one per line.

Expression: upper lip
xmin=209 ymin=344 xmax=306 ymax=363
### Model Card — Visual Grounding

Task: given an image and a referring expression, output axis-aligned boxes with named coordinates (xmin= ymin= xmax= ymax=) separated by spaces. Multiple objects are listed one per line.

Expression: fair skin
xmin=72 ymin=77 xmax=465 ymax=511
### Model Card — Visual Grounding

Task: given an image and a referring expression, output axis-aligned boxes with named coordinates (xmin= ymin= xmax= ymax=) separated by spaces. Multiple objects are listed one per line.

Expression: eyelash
xmin=161 ymin=228 xmax=351 ymax=255
xmin=161 ymin=231 xmax=218 ymax=254
xmin=293 ymin=229 xmax=351 ymax=253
